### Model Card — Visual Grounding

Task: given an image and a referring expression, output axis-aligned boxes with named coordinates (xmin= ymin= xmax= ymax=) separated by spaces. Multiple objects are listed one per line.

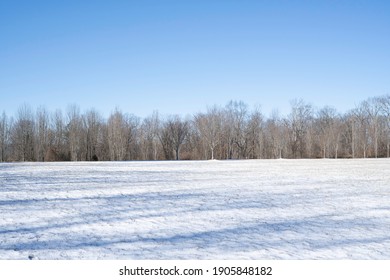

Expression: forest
xmin=1 ymin=95 xmax=390 ymax=162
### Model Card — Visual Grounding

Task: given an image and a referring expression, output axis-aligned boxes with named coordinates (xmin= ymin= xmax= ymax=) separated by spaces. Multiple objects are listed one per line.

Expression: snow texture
xmin=0 ymin=159 xmax=389 ymax=260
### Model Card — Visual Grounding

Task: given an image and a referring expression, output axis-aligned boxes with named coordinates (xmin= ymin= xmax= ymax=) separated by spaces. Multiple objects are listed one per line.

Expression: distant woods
xmin=1 ymin=95 xmax=390 ymax=162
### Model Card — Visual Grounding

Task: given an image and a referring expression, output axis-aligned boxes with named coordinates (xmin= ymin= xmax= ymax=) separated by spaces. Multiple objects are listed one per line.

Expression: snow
xmin=0 ymin=159 xmax=389 ymax=260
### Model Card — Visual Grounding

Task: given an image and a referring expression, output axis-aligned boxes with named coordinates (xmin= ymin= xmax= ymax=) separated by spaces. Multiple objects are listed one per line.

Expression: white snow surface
xmin=0 ymin=159 xmax=389 ymax=260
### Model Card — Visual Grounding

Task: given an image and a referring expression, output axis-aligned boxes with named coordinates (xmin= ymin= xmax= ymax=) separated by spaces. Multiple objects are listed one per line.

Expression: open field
xmin=0 ymin=159 xmax=389 ymax=259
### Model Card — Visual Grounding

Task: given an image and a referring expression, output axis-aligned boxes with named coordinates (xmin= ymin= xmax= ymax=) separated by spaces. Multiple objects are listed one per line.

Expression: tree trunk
xmin=323 ymin=146 xmax=326 ymax=159
xmin=176 ymin=147 xmax=180 ymax=160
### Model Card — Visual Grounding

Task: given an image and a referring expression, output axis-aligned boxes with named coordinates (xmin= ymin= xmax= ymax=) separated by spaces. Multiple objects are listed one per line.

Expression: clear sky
xmin=1 ymin=0 xmax=389 ymax=118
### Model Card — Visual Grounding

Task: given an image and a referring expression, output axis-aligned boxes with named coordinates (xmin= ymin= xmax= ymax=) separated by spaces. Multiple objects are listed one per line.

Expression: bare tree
xmin=246 ymin=107 xmax=264 ymax=159
xmin=225 ymin=100 xmax=249 ymax=159
xmin=378 ymin=95 xmax=390 ymax=157
xmin=84 ymin=109 xmax=102 ymax=161
xmin=0 ymin=112 xmax=11 ymax=162
xmin=50 ymin=109 xmax=67 ymax=160
xmin=167 ymin=116 xmax=189 ymax=160
xmin=194 ymin=106 xmax=222 ymax=160
xmin=11 ymin=104 xmax=35 ymax=161
xmin=35 ymin=106 xmax=50 ymax=161
xmin=221 ymin=106 xmax=235 ymax=159
xmin=343 ymin=111 xmax=357 ymax=158
xmin=6 ymin=94 xmax=390 ymax=161
xmin=140 ymin=111 xmax=160 ymax=160
xmin=316 ymin=106 xmax=338 ymax=158
xmin=159 ymin=119 xmax=175 ymax=160
xmin=265 ymin=110 xmax=285 ymax=159
xmin=98 ymin=122 xmax=110 ymax=161
xmin=125 ymin=114 xmax=140 ymax=160
xmin=362 ymin=98 xmax=381 ymax=158
xmin=66 ymin=104 xmax=84 ymax=161
xmin=331 ymin=116 xmax=343 ymax=159
xmin=107 ymin=109 xmax=128 ymax=161
xmin=352 ymin=104 xmax=369 ymax=158
xmin=287 ymin=99 xmax=313 ymax=158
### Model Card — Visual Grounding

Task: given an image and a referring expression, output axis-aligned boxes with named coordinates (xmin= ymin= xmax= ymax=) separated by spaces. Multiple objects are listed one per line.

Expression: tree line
xmin=1 ymin=95 xmax=390 ymax=162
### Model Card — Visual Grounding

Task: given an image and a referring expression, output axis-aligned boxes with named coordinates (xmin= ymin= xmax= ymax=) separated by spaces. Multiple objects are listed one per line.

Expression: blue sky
xmin=1 ymin=0 xmax=389 ymax=118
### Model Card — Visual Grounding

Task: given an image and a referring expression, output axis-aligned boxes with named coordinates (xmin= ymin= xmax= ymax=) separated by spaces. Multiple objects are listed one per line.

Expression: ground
xmin=0 ymin=159 xmax=389 ymax=259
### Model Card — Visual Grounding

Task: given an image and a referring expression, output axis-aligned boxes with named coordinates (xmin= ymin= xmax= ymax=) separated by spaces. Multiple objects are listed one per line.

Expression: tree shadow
xmin=2 ymin=214 xmax=389 ymax=259
xmin=1 ymin=184 xmax=390 ymax=259
xmin=1 ymin=162 xmax=390 ymax=259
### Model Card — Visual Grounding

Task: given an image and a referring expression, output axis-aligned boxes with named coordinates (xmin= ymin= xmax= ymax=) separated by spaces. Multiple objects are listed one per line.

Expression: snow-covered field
xmin=0 ymin=159 xmax=389 ymax=260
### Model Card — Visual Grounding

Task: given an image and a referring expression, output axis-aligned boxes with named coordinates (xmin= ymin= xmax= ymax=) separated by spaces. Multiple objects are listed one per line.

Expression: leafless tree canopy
xmin=1 ymin=95 xmax=390 ymax=161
